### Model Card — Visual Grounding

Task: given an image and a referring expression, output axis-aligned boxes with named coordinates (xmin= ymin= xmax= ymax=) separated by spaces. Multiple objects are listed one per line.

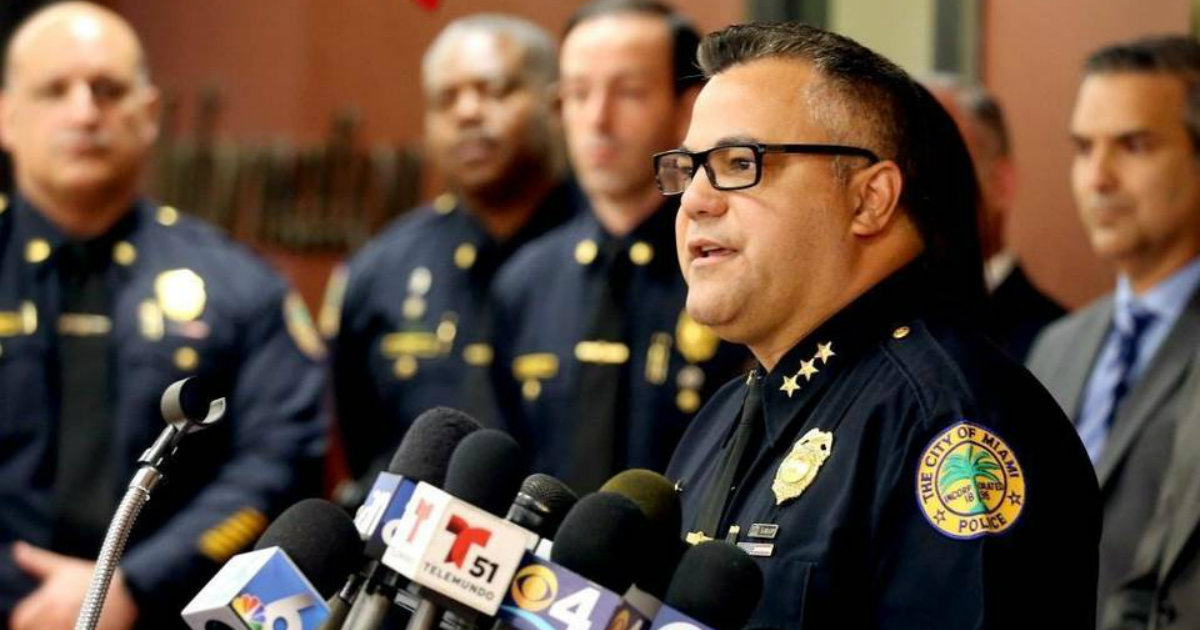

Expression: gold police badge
xmin=917 ymin=421 xmax=1025 ymax=539
xmin=772 ymin=428 xmax=833 ymax=505
xmin=155 ymin=269 xmax=206 ymax=322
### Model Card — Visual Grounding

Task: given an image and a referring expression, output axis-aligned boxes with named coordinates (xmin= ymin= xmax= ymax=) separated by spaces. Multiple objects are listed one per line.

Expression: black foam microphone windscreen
xmin=442 ymin=429 xmax=527 ymax=516
xmin=664 ymin=541 xmax=764 ymax=630
xmin=507 ymin=473 xmax=578 ymax=539
xmin=254 ymin=498 xmax=364 ymax=599
xmin=389 ymin=407 xmax=483 ymax=486
xmin=550 ymin=492 xmax=650 ymax=594
xmin=599 ymin=469 xmax=684 ymax=598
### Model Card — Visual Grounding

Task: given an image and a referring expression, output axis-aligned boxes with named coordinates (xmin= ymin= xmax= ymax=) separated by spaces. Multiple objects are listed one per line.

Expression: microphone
xmin=337 ymin=408 xmax=483 ymax=630
xmin=506 ymin=474 xmax=578 ymax=552
xmin=652 ymin=542 xmax=763 ymax=630
xmin=394 ymin=429 xmax=531 ymax=630
xmin=599 ymin=470 xmax=684 ymax=612
xmin=444 ymin=429 xmax=528 ymax=517
xmin=182 ymin=498 xmax=362 ymax=630
xmin=551 ymin=493 xmax=649 ymax=594
xmin=495 ymin=493 xmax=651 ymax=630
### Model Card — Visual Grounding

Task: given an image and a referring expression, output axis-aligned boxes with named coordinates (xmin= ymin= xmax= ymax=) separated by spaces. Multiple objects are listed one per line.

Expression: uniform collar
xmin=577 ymin=196 xmax=680 ymax=275
xmin=448 ymin=178 xmax=583 ymax=282
xmin=11 ymin=192 xmax=142 ymax=275
xmin=753 ymin=263 xmax=930 ymax=447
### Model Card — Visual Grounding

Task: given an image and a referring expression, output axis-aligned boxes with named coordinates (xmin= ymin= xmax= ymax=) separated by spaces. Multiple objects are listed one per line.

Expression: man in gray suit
xmin=1105 ymin=360 xmax=1200 ymax=629
xmin=1027 ymin=35 xmax=1200 ymax=625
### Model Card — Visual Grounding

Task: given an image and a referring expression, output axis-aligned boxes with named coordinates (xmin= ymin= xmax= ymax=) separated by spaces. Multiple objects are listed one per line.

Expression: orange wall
xmin=985 ymin=0 xmax=1191 ymax=308
xmin=104 ymin=0 xmax=745 ymax=309
xmin=109 ymin=0 xmax=743 ymax=144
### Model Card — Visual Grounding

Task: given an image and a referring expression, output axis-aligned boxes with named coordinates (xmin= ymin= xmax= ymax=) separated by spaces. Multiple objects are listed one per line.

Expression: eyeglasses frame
xmin=652 ymin=142 xmax=882 ymax=195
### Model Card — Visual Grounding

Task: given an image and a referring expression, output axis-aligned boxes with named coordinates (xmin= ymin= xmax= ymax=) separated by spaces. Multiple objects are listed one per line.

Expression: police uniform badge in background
xmin=675 ymin=312 xmax=719 ymax=414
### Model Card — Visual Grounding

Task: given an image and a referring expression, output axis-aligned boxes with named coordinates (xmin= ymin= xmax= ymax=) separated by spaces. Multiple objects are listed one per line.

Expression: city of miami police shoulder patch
xmin=916 ymin=421 xmax=1025 ymax=540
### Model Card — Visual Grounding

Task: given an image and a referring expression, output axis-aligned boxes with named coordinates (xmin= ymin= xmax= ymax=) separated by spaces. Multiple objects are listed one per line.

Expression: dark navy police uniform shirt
xmin=668 ymin=266 xmax=1100 ymax=630
xmin=327 ymin=183 xmax=581 ymax=481
xmin=0 ymin=194 xmax=325 ymax=629
xmin=491 ymin=200 xmax=749 ymax=491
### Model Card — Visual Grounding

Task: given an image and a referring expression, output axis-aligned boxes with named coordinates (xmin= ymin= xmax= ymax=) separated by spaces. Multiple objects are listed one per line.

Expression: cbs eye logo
xmin=511 ymin=565 xmax=558 ymax=611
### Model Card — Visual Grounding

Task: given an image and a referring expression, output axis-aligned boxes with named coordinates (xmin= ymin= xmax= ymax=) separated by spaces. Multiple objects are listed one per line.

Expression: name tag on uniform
xmin=747 ymin=523 xmax=779 ymax=540
xmin=736 ymin=542 xmax=774 ymax=558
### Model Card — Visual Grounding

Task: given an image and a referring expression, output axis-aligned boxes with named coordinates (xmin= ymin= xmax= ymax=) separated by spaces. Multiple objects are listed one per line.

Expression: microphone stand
xmin=73 ymin=378 xmax=226 ymax=630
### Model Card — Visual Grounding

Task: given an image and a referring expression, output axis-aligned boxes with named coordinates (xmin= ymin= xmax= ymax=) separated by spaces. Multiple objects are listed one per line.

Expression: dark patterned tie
xmin=566 ymin=238 xmax=632 ymax=493
xmin=1104 ymin=307 xmax=1157 ymax=432
xmin=51 ymin=241 xmax=117 ymax=558
xmin=693 ymin=372 xmax=763 ymax=539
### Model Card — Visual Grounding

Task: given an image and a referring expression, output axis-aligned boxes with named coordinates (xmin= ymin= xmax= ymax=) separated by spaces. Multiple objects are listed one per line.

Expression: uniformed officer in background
xmin=923 ymin=75 xmax=1065 ymax=362
xmin=0 ymin=4 xmax=325 ymax=629
xmin=324 ymin=15 xmax=580 ymax=488
xmin=489 ymin=0 xmax=748 ymax=494
xmin=663 ymin=22 xmax=1100 ymax=628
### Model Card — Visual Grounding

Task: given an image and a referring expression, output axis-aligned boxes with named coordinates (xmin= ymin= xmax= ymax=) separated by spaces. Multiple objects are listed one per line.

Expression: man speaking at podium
xmin=0 ymin=3 xmax=324 ymax=629
xmin=664 ymin=22 xmax=1100 ymax=628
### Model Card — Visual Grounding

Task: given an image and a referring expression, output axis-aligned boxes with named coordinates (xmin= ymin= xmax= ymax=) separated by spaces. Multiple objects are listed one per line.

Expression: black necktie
xmin=567 ymin=238 xmax=632 ymax=493
xmin=51 ymin=241 xmax=117 ymax=558
xmin=694 ymin=372 xmax=763 ymax=539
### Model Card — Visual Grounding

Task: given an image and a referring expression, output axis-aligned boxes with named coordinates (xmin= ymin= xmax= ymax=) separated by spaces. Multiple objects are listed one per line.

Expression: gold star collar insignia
xmin=780 ymin=374 xmax=801 ymax=398
xmin=797 ymin=358 xmax=819 ymax=381
xmin=815 ymin=342 xmax=836 ymax=364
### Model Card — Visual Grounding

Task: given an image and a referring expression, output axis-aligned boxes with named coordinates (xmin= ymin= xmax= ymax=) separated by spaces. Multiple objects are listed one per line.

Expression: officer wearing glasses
xmin=663 ymin=23 xmax=1100 ymax=628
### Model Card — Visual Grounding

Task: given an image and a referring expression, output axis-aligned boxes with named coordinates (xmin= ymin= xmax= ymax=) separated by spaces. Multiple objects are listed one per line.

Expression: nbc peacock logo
xmin=231 ymin=593 xmax=267 ymax=630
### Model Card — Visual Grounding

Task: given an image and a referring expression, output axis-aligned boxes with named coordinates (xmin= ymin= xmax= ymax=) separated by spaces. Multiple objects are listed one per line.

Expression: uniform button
xmin=157 ymin=205 xmax=179 ymax=226
xmin=676 ymin=389 xmax=701 ymax=413
xmin=393 ymin=356 xmax=419 ymax=380
xmin=892 ymin=326 xmax=911 ymax=339
xmin=402 ymin=296 xmax=427 ymax=321
xmin=408 ymin=267 xmax=433 ymax=295
xmin=454 ymin=243 xmax=477 ymax=270
xmin=113 ymin=241 xmax=137 ymax=266
xmin=575 ymin=239 xmax=598 ymax=265
xmin=629 ymin=241 xmax=654 ymax=266
xmin=434 ymin=193 xmax=457 ymax=215
xmin=25 ymin=239 xmax=50 ymax=264
xmin=174 ymin=346 xmax=199 ymax=371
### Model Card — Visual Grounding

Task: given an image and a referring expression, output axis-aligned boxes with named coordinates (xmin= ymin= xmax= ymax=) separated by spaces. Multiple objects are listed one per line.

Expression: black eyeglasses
xmin=652 ymin=143 xmax=881 ymax=195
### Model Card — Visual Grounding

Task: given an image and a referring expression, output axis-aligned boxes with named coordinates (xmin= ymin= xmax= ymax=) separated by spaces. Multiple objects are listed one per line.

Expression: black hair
xmin=697 ymin=21 xmax=987 ymax=314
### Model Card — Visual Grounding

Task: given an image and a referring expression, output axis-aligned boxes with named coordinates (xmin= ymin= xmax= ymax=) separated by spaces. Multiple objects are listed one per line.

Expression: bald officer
xmin=0 ymin=4 xmax=324 ymax=628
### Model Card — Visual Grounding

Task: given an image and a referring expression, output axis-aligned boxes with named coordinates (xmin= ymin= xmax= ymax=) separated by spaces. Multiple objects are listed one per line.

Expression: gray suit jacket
xmin=1104 ymin=358 xmax=1200 ymax=629
xmin=1028 ymin=289 xmax=1200 ymax=626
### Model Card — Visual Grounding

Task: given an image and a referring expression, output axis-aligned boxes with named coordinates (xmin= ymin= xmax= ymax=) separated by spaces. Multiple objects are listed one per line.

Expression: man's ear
xmin=849 ymin=160 xmax=903 ymax=237
xmin=139 ymin=85 xmax=162 ymax=146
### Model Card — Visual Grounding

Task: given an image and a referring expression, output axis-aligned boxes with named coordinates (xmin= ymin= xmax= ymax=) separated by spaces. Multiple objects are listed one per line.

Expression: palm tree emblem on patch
xmin=938 ymin=446 xmax=1003 ymax=515
xmin=917 ymin=421 xmax=1025 ymax=539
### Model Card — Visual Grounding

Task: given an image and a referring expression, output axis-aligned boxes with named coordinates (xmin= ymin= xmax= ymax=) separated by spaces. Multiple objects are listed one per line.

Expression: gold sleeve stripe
xmin=197 ymin=507 xmax=268 ymax=563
